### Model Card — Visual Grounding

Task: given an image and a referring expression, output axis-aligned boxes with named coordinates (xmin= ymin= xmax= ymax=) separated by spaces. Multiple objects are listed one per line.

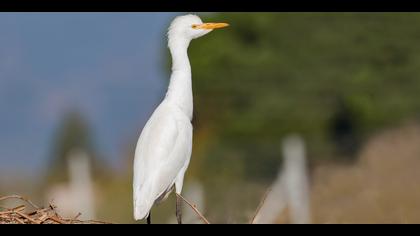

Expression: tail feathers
xmin=133 ymin=185 xmax=154 ymax=221
xmin=134 ymin=201 xmax=152 ymax=220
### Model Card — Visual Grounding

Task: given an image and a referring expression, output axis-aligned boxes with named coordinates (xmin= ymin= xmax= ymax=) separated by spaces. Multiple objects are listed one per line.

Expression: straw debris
xmin=0 ymin=195 xmax=109 ymax=224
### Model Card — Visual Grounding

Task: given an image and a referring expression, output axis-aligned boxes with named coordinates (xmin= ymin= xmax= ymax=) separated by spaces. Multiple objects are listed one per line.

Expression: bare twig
xmin=69 ymin=212 xmax=82 ymax=224
xmin=250 ymin=188 xmax=272 ymax=224
xmin=12 ymin=205 xmax=26 ymax=212
xmin=49 ymin=215 xmax=68 ymax=224
xmin=73 ymin=212 xmax=82 ymax=219
xmin=0 ymin=210 xmax=14 ymax=215
xmin=176 ymin=193 xmax=210 ymax=224
xmin=75 ymin=219 xmax=113 ymax=224
xmin=14 ymin=217 xmax=25 ymax=224
xmin=0 ymin=195 xmax=40 ymax=209
xmin=15 ymin=211 xmax=40 ymax=224
xmin=38 ymin=213 xmax=49 ymax=223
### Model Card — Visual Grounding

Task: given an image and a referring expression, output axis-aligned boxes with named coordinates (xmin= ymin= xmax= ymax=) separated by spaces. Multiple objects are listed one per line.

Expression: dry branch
xmin=0 ymin=195 xmax=110 ymax=224
xmin=0 ymin=195 xmax=40 ymax=209
xmin=176 ymin=193 xmax=210 ymax=224
xmin=250 ymin=188 xmax=272 ymax=224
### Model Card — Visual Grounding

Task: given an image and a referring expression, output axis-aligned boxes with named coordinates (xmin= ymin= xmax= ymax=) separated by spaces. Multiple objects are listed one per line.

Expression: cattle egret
xmin=133 ymin=14 xmax=228 ymax=224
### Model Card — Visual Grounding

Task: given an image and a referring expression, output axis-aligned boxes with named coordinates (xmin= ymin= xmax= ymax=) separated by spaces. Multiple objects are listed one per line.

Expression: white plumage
xmin=133 ymin=14 xmax=228 ymax=222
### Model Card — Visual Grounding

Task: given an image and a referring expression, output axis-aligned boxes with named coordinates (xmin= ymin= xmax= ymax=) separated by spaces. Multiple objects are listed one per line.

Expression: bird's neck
xmin=166 ymin=39 xmax=193 ymax=120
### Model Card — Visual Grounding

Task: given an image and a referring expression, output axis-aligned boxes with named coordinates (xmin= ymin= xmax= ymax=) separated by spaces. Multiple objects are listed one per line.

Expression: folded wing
xmin=133 ymin=102 xmax=191 ymax=220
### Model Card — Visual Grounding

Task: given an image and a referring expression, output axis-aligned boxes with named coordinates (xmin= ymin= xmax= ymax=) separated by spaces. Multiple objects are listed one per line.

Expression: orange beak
xmin=193 ymin=22 xmax=229 ymax=30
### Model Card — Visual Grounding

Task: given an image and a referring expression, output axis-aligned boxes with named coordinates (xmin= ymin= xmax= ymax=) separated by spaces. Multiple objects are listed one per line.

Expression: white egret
xmin=133 ymin=14 xmax=228 ymax=224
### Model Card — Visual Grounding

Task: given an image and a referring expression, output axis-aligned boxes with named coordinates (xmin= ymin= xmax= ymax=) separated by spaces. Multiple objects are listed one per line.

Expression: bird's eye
xmin=192 ymin=24 xmax=198 ymax=29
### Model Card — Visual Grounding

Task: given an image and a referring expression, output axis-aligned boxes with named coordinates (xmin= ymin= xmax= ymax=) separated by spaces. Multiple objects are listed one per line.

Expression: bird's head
xmin=168 ymin=14 xmax=228 ymax=44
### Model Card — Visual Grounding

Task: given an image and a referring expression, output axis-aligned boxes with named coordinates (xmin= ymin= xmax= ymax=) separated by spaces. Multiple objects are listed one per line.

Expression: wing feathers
xmin=133 ymin=102 xmax=192 ymax=220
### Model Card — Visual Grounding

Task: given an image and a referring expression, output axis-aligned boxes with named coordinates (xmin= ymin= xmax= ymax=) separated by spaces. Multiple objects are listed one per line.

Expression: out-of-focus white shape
xmin=252 ymin=173 xmax=288 ymax=224
xmin=253 ymin=135 xmax=311 ymax=224
xmin=282 ymin=135 xmax=311 ymax=224
xmin=45 ymin=149 xmax=95 ymax=220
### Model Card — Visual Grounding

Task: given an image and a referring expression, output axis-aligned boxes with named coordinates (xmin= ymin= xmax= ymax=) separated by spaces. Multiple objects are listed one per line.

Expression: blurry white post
xmin=46 ymin=149 xmax=96 ymax=220
xmin=67 ymin=149 xmax=96 ymax=220
xmin=253 ymin=134 xmax=311 ymax=224
xmin=282 ymin=135 xmax=311 ymax=224
xmin=252 ymin=170 xmax=288 ymax=224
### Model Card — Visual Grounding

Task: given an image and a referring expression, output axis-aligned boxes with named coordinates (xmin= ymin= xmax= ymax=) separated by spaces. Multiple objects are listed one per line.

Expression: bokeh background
xmin=1 ymin=12 xmax=420 ymax=223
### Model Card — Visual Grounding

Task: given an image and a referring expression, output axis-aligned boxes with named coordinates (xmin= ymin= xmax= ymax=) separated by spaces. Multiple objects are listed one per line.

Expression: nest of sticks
xmin=0 ymin=191 xmax=269 ymax=224
xmin=0 ymin=195 xmax=109 ymax=224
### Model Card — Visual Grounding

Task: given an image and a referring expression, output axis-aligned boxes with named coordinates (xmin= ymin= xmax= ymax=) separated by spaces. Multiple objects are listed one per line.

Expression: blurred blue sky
xmin=0 ymin=13 xmax=182 ymax=176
